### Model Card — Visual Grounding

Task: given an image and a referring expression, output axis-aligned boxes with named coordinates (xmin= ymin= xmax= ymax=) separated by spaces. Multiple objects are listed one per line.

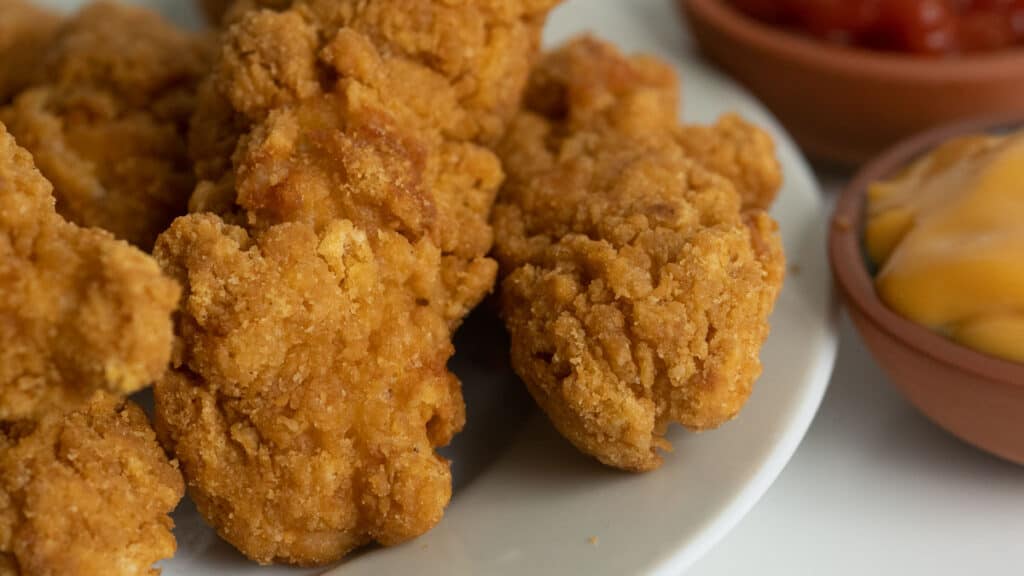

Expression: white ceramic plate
xmin=39 ymin=0 xmax=838 ymax=573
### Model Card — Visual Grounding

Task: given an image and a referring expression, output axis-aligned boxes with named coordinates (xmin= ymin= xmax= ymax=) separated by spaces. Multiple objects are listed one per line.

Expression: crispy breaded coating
xmin=190 ymin=0 xmax=558 ymax=189
xmin=675 ymin=115 xmax=783 ymax=211
xmin=0 ymin=392 xmax=184 ymax=576
xmin=186 ymin=0 xmax=559 ymax=309
xmin=520 ymin=35 xmax=681 ymax=138
xmin=0 ymin=0 xmax=60 ymax=104
xmin=492 ymin=37 xmax=785 ymax=471
xmin=0 ymin=124 xmax=179 ymax=421
xmin=0 ymin=2 xmax=208 ymax=250
xmin=188 ymin=6 xmax=518 ymax=283
xmin=186 ymin=1 xmax=558 ymax=320
xmin=519 ymin=38 xmax=781 ymax=211
xmin=297 ymin=0 xmax=557 ymax=144
xmin=234 ymin=25 xmax=503 ymax=262
xmin=154 ymin=214 xmax=465 ymax=565
xmin=162 ymin=0 xmax=559 ymax=564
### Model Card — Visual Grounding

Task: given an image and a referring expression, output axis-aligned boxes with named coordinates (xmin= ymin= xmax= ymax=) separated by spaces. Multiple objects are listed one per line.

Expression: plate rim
xmin=651 ymin=79 xmax=840 ymax=576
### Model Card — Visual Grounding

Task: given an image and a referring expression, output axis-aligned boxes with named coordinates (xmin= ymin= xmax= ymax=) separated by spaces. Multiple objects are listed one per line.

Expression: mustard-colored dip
xmin=866 ymin=132 xmax=1024 ymax=363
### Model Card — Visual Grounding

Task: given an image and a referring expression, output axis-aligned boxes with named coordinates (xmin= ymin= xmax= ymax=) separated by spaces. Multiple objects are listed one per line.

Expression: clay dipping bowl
xmin=830 ymin=113 xmax=1024 ymax=465
xmin=682 ymin=0 xmax=1024 ymax=168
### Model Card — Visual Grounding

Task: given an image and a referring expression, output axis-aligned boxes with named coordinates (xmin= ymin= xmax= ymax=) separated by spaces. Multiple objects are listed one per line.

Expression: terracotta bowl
xmin=683 ymin=0 xmax=1024 ymax=168
xmin=830 ymin=113 xmax=1024 ymax=465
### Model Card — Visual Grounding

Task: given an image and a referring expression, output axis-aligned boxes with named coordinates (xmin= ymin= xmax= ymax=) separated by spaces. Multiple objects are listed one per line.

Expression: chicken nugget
xmin=1 ymin=2 xmax=209 ymax=250
xmin=159 ymin=0 xmax=560 ymax=564
xmin=492 ymin=37 xmax=785 ymax=471
xmin=153 ymin=214 xmax=464 ymax=565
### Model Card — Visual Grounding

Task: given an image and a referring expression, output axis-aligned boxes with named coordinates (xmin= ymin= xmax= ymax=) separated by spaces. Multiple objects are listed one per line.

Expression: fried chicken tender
xmin=492 ymin=37 xmax=785 ymax=471
xmin=154 ymin=214 xmax=465 ymax=565
xmin=0 ymin=2 xmax=208 ymax=250
xmin=0 ymin=0 xmax=60 ymax=104
xmin=0 ymin=124 xmax=179 ymax=421
xmin=0 ymin=392 xmax=184 ymax=576
xmin=157 ymin=0 xmax=559 ymax=564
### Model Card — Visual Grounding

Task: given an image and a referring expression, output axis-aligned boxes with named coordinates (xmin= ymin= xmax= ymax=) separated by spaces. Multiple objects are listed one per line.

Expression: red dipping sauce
xmin=729 ymin=0 xmax=1024 ymax=54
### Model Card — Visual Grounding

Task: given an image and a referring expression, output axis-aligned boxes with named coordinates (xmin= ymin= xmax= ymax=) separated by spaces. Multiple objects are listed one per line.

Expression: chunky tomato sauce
xmin=730 ymin=0 xmax=1024 ymax=54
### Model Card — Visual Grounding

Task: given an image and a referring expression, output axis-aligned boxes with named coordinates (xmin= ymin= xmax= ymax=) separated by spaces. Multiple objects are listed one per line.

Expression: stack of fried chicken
xmin=0 ymin=0 xmax=784 ymax=573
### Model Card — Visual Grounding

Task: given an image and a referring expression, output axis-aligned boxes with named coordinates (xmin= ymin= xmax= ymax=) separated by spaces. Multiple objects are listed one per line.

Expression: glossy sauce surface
xmin=730 ymin=0 xmax=1024 ymax=54
xmin=866 ymin=132 xmax=1024 ymax=362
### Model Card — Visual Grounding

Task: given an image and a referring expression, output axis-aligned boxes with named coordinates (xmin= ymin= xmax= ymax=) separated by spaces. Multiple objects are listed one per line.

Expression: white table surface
xmin=689 ymin=178 xmax=1024 ymax=575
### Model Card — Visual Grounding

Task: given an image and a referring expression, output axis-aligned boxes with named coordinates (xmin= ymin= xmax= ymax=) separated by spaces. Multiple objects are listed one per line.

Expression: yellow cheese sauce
xmin=866 ymin=132 xmax=1024 ymax=363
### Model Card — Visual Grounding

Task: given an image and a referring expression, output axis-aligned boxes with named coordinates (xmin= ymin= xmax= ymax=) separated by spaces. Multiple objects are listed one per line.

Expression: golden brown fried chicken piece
xmin=0 ymin=0 xmax=60 ymax=104
xmin=157 ymin=0 xmax=560 ymax=565
xmin=0 ymin=124 xmax=179 ymax=422
xmin=0 ymin=2 xmax=208 ymax=250
xmin=0 ymin=392 xmax=184 ymax=576
xmin=154 ymin=214 xmax=465 ymax=565
xmin=492 ymin=37 xmax=785 ymax=471
xmin=519 ymin=37 xmax=781 ymax=211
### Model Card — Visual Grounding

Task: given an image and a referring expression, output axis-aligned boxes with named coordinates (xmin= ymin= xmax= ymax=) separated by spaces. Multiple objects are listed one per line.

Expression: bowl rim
xmin=684 ymin=0 xmax=1024 ymax=80
xmin=829 ymin=111 xmax=1024 ymax=388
